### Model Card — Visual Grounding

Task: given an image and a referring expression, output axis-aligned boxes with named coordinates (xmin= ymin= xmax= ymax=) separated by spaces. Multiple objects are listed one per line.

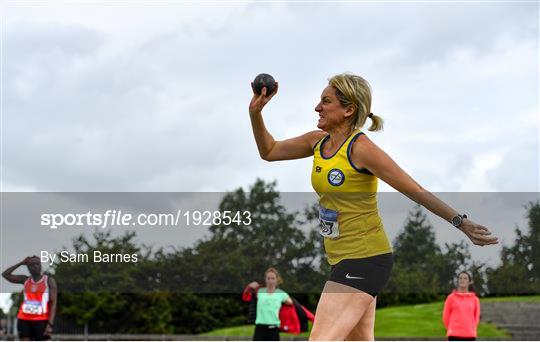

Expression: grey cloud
xmin=486 ymin=139 xmax=539 ymax=192
xmin=3 ymin=3 xmax=538 ymax=192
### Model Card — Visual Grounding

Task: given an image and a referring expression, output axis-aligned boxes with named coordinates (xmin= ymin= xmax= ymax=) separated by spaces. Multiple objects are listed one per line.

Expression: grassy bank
xmin=202 ymin=296 xmax=540 ymax=338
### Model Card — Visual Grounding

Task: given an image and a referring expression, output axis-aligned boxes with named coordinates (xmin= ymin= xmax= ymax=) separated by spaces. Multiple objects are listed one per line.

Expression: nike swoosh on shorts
xmin=345 ymin=273 xmax=365 ymax=280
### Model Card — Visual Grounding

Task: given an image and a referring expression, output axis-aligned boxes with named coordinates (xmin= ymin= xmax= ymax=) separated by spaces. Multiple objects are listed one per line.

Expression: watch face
xmin=452 ymin=215 xmax=462 ymax=227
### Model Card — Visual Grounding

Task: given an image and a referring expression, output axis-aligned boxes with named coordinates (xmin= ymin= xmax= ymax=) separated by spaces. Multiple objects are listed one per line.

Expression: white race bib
xmin=22 ymin=300 xmax=44 ymax=315
xmin=319 ymin=207 xmax=340 ymax=239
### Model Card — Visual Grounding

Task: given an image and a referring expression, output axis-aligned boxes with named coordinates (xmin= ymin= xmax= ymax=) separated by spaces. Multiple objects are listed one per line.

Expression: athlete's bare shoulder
xmin=351 ymin=131 xmax=376 ymax=151
xmin=305 ymin=130 xmax=327 ymax=148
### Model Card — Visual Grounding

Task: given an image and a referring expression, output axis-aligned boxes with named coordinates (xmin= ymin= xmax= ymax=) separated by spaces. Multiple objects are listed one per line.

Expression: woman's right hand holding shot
xmin=249 ymin=83 xmax=278 ymax=116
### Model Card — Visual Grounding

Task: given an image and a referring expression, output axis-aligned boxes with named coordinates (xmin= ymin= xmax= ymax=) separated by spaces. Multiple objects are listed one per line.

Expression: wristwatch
xmin=451 ymin=214 xmax=467 ymax=228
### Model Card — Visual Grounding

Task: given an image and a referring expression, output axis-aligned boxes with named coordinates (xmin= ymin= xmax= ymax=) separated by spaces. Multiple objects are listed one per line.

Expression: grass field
xmin=202 ymin=296 xmax=540 ymax=338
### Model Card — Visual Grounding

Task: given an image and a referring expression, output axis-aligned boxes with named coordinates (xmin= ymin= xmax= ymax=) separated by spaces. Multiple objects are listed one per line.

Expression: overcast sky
xmin=1 ymin=1 xmax=539 ymax=310
xmin=3 ymin=1 xmax=538 ymax=193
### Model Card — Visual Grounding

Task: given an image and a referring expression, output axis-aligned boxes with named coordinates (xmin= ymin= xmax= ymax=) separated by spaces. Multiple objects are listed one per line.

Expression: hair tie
xmin=368 ymin=113 xmax=374 ymax=118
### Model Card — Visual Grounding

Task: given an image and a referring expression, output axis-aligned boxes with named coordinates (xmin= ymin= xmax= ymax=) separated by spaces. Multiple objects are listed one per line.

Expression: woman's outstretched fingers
xmin=475 ymin=229 xmax=498 ymax=245
xmin=476 ymin=224 xmax=498 ymax=241
xmin=463 ymin=221 xmax=498 ymax=246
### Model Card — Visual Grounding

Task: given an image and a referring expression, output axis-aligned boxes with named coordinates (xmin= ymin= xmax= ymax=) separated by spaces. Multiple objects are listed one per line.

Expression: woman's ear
xmin=344 ymin=105 xmax=355 ymax=118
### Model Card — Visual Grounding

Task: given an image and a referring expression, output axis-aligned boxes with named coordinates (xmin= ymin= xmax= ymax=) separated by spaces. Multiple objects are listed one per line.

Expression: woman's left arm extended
xmin=351 ymin=136 xmax=498 ymax=246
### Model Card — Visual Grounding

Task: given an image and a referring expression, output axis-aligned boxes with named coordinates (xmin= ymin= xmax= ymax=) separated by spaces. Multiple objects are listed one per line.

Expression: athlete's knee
xmin=345 ymin=324 xmax=373 ymax=340
xmin=310 ymin=331 xmax=347 ymax=341
xmin=346 ymin=312 xmax=375 ymax=340
xmin=349 ymin=333 xmax=374 ymax=341
xmin=308 ymin=325 xmax=324 ymax=341
xmin=310 ymin=324 xmax=347 ymax=341
xmin=308 ymin=331 xmax=320 ymax=341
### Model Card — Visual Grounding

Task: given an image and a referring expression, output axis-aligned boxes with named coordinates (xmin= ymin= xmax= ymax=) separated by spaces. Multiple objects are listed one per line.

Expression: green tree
xmin=468 ymin=260 xmax=488 ymax=296
xmin=382 ymin=205 xmax=443 ymax=305
xmin=159 ymin=180 xmax=325 ymax=332
xmin=53 ymin=231 xmax=173 ymax=333
xmin=50 ymin=179 xmax=327 ymax=334
xmin=381 ymin=205 xmax=477 ymax=306
xmin=486 ymin=201 xmax=540 ymax=295
xmin=160 ymin=179 xmax=325 ymax=295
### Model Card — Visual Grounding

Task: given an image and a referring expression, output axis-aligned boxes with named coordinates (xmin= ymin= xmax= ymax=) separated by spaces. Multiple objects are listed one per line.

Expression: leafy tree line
xmin=486 ymin=201 xmax=540 ymax=295
xmin=7 ymin=179 xmax=539 ymax=333
xmin=382 ymin=200 xmax=539 ymax=305
xmin=10 ymin=180 xmax=325 ymax=334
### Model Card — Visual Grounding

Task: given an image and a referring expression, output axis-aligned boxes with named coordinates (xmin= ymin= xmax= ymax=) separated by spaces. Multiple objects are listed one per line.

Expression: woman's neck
xmin=457 ymin=287 xmax=468 ymax=293
xmin=326 ymin=125 xmax=354 ymax=148
xmin=31 ymin=274 xmax=42 ymax=282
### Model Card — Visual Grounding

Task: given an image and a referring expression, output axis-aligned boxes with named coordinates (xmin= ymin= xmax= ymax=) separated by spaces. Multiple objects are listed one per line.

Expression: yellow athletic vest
xmin=311 ymin=130 xmax=392 ymax=265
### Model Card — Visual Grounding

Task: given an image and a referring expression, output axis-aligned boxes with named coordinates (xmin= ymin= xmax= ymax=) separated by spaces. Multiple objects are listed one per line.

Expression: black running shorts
xmin=329 ymin=253 xmax=393 ymax=297
xmin=253 ymin=324 xmax=280 ymax=341
xmin=17 ymin=319 xmax=51 ymax=341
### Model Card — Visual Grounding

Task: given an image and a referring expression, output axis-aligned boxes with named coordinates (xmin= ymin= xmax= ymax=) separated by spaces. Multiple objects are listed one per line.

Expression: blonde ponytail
xmin=367 ymin=113 xmax=384 ymax=132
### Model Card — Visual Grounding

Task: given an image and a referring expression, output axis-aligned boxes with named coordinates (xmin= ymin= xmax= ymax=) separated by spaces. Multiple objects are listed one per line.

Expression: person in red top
xmin=443 ymin=271 xmax=480 ymax=341
xmin=2 ymin=256 xmax=57 ymax=341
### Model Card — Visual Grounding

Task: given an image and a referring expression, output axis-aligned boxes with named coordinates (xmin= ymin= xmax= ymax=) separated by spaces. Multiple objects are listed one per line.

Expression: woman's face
xmin=265 ymin=271 xmax=278 ymax=288
xmin=458 ymin=273 xmax=471 ymax=289
xmin=315 ymin=85 xmax=352 ymax=131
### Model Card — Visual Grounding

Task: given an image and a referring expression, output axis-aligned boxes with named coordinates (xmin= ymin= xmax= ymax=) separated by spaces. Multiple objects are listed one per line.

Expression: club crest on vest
xmin=327 ymin=169 xmax=345 ymax=186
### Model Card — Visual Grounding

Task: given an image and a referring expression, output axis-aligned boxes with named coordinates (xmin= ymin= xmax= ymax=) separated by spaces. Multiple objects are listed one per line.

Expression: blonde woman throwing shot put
xmin=248 ymin=72 xmax=498 ymax=341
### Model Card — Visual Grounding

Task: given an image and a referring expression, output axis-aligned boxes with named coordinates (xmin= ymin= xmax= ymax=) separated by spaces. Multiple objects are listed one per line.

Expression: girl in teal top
xmin=247 ymin=267 xmax=293 ymax=341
